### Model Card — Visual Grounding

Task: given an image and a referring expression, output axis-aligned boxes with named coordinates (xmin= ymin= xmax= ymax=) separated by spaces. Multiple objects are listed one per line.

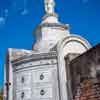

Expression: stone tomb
xmin=6 ymin=49 xmax=60 ymax=100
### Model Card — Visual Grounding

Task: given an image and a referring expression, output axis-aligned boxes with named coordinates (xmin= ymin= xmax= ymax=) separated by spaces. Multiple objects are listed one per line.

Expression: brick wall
xmin=73 ymin=79 xmax=100 ymax=100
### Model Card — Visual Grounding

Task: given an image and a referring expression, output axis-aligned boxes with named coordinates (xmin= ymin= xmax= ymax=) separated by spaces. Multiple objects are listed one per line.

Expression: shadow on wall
xmin=68 ymin=44 xmax=100 ymax=100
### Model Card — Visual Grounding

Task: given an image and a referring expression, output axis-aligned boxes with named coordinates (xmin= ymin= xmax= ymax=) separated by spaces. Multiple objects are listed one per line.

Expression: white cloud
xmin=21 ymin=9 xmax=28 ymax=15
xmin=82 ymin=0 xmax=89 ymax=3
xmin=0 ymin=17 xmax=6 ymax=27
xmin=4 ymin=9 xmax=9 ymax=17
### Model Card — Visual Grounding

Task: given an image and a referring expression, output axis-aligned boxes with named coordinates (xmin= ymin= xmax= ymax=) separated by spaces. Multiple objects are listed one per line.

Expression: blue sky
xmin=0 ymin=0 xmax=100 ymax=88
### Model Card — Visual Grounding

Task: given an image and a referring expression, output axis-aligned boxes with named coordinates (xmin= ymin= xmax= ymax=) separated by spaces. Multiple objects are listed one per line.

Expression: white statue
xmin=44 ymin=0 xmax=55 ymax=14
